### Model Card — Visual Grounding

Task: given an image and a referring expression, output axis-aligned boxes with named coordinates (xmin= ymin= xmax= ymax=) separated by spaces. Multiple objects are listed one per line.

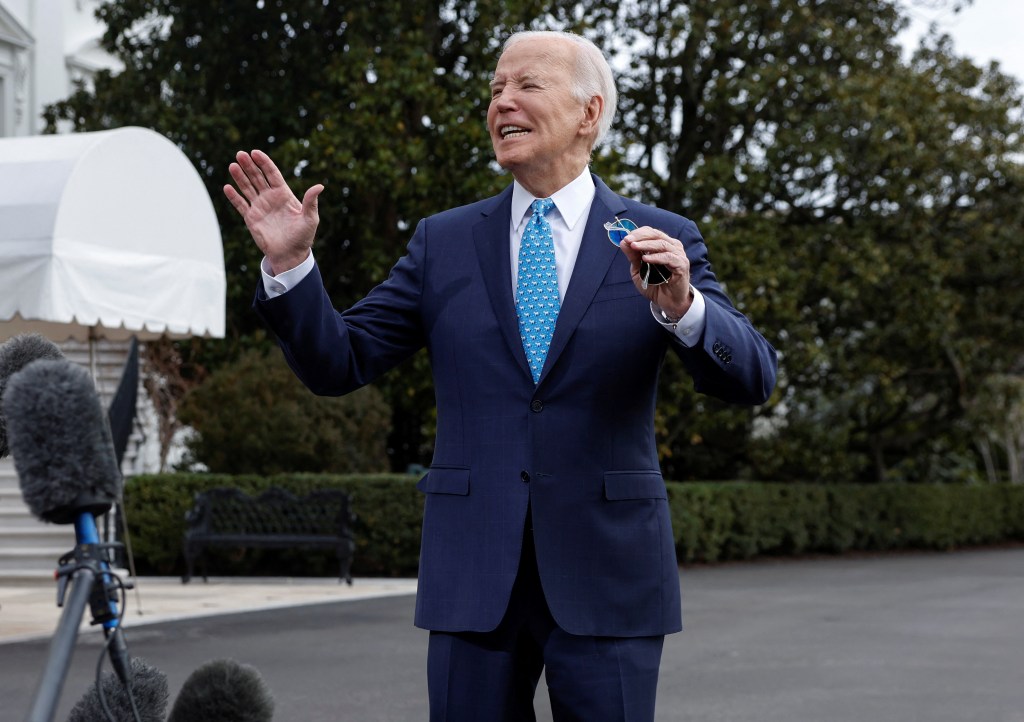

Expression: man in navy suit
xmin=225 ymin=29 xmax=776 ymax=722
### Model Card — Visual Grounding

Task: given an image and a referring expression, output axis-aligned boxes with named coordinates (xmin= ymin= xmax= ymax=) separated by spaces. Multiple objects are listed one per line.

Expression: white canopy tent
xmin=0 ymin=128 xmax=226 ymax=581
xmin=0 ymin=126 xmax=225 ymax=345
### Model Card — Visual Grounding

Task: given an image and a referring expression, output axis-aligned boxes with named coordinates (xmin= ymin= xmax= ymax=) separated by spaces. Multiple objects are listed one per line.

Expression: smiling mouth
xmin=500 ymin=125 xmax=531 ymax=139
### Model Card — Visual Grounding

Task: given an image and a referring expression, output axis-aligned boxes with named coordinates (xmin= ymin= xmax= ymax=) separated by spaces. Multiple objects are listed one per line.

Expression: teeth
xmin=501 ymin=125 xmax=530 ymax=138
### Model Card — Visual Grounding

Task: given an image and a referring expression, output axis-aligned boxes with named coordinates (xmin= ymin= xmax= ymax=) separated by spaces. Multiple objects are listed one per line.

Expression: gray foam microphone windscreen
xmin=0 ymin=333 xmax=65 ymax=458
xmin=2 ymin=359 xmax=121 ymax=523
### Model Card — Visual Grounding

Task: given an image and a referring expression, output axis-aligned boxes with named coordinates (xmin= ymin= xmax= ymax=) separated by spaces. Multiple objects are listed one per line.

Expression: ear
xmin=579 ymin=95 xmax=604 ymax=137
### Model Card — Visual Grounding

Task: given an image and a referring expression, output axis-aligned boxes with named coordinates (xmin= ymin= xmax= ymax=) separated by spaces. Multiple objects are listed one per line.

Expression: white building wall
xmin=0 ymin=2 xmax=31 ymax=137
xmin=0 ymin=0 xmax=121 ymax=138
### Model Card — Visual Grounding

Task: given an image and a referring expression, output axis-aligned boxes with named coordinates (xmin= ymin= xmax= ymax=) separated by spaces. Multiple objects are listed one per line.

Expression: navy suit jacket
xmin=254 ymin=175 xmax=777 ymax=638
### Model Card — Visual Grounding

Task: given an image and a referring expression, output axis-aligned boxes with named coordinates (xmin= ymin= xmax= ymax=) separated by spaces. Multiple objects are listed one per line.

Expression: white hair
xmin=502 ymin=30 xmax=618 ymax=147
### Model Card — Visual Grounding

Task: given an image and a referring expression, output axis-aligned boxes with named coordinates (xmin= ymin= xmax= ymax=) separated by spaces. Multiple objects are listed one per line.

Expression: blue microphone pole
xmin=4 ymin=359 xmax=135 ymax=722
xmin=25 ymin=510 xmax=131 ymax=722
xmin=75 ymin=510 xmax=133 ymax=685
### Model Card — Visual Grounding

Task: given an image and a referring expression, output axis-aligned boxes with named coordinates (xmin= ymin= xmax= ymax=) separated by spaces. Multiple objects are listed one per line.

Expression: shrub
xmin=121 ymin=474 xmax=1024 ymax=579
xmin=122 ymin=473 xmax=422 ymax=577
xmin=177 ymin=349 xmax=391 ymax=474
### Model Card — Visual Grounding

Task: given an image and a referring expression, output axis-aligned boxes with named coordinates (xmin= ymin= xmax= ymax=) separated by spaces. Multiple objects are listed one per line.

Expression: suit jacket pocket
xmin=603 ymin=471 xmax=667 ymax=500
xmin=416 ymin=466 xmax=470 ymax=495
xmin=592 ymin=280 xmax=642 ymax=304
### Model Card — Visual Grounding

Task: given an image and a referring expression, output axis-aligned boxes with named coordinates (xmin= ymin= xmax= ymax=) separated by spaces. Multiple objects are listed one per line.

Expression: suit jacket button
xmin=530 ymin=399 xmax=543 ymax=412
xmin=521 ymin=471 xmax=531 ymax=483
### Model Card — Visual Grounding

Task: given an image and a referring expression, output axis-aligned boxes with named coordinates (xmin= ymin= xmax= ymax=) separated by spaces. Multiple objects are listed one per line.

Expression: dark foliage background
xmin=46 ymin=0 xmax=1024 ymax=483
xmin=177 ymin=348 xmax=392 ymax=474
xmin=124 ymin=473 xmax=1024 ymax=577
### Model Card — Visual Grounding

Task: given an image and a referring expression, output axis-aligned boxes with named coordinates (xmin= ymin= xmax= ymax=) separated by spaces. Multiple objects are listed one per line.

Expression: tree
xmin=45 ymin=0 xmax=588 ymax=470
xmin=47 ymin=0 xmax=1024 ymax=481
xmin=966 ymin=375 xmax=1024 ymax=484
xmin=140 ymin=337 xmax=208 ymax=472
xmin=585 ymin=0 xmax=1024 ymax=481
xmin=177 ymin=348 xmax=392 ymax=474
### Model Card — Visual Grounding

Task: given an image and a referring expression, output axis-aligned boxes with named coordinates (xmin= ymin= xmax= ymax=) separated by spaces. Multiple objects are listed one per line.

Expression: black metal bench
xmin=181 ymin=486 xmax=355 ymax=584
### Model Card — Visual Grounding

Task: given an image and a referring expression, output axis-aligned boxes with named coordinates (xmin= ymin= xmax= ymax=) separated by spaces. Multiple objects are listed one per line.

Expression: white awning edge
xmin=0 ymin=127 xmax=226 ymax=343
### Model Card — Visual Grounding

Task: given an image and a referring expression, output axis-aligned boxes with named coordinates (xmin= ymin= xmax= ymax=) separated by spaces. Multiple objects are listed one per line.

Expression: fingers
xmin=623 ymin=225 xmax=674 ymax=247
xmin=618 ymin=226 xmax=690 ymax=300
xmin=228 ymin=155 xmax=261 ymax=203
xmin=229 ymin=148 xmax=292 ymax=199
xmin=252 ymin=149 xmax=288 ymax=188
xmin=226 ymin=149 xmax=306 ymax=206
xmin=225 ymin=150 xmax=322 ymax=234
xmin=302 ymin=184 xmax=325 ymax=222
xmin=237 ymin=150 xmax=271 ymax=190
xmin=624 ymin=227 xmax=686 ymax=267
xmin=222 ymin=184 xmax=250 ymax=216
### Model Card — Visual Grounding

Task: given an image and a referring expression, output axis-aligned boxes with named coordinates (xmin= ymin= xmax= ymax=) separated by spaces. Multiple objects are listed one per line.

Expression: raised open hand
xmin=223 ymin=150 xmax=324 ymax=275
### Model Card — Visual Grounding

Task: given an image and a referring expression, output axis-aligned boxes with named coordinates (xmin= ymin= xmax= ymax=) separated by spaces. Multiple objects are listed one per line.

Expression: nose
xmin=492 ymin=87 xmax=519 ymax=112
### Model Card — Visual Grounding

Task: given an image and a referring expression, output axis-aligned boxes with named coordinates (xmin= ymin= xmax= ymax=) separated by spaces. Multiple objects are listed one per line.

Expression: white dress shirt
xmin=262 ymin=166 xmax=706 ymax=345
xmin=509 ymin=167 xmax=704 ymax=345
xmin=509 ymin=167 xmax=593 ymax=301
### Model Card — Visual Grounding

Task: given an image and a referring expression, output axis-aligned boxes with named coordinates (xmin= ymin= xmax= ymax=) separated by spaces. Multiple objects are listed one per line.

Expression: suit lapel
xmin=539 ymin=177 xmax=628 ymax=383
xmin=472 ymin=176 xmax=630 ymax=386
xmin=473 ymin=186 xmax=532 ymax=378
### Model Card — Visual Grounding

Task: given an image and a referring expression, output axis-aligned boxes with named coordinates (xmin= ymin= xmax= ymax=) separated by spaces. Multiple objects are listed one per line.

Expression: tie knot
xmin=531 ymin=198 xmax=555 ymax=218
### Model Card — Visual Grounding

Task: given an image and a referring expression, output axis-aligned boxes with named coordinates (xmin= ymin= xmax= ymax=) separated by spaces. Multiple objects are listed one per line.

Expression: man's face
xmin=487 ymin=37 xmax=594 ymax=190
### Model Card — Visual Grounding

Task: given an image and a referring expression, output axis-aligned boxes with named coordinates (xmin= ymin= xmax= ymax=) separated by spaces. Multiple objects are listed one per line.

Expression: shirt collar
xmin=511 ymin=167 xmax=596 ymax=233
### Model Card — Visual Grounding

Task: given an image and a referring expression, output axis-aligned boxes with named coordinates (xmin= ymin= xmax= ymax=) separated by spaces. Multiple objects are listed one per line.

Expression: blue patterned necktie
xmin=516 ymin=198 xmax=560 ymax=384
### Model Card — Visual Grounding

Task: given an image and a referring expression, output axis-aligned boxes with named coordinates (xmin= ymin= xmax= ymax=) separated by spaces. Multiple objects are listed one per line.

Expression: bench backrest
xmin=186 ymin=486 xmax=354 ymax=538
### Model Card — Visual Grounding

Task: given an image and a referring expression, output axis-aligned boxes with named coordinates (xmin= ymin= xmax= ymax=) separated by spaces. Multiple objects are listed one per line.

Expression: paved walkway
xmin=0 ymin=575 xmax=418 ymax=644
xmin=2 ymin=548 xmax=1023 ymax=721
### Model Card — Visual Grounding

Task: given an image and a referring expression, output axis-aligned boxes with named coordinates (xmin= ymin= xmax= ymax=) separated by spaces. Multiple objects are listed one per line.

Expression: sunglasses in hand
xmin=604 ymin=217 xmax=671 ymax=289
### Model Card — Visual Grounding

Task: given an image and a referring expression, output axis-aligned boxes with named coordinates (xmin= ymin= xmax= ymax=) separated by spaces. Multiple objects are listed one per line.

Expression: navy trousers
xmin=427 ymin=514 xmax=665 ymax=721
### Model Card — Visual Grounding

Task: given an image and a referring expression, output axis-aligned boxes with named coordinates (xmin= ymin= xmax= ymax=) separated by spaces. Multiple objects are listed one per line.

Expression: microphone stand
xmin=25 ymin=512 xmax=132 ymax=722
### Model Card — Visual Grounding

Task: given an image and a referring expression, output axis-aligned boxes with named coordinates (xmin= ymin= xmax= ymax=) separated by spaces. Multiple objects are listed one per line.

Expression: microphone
xmin=2 ymin=358 xmax=121 ymax=523
xmin=66 ymin=657 xmax=169 ymax=722
xmin=5 ymin=357 xmax=135 ymax=719
xmin=167 ymin=659 xmax=276 ymax=722
xmin=0 ymin=333 xmax=65 ymax=459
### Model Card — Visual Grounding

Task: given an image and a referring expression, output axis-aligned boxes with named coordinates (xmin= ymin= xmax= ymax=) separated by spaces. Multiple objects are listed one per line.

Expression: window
xmin=0 ymin=74 xmax=6 ymax=136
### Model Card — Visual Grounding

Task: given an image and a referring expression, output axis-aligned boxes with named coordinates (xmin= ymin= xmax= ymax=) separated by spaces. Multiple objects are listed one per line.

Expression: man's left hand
xmin=621 ymin=227 xmax=693 ymax=317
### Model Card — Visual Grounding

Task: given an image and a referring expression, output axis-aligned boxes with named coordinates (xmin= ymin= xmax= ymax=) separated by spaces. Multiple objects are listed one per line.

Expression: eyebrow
xmin=490 ymin=72 xmax=542 ymax=89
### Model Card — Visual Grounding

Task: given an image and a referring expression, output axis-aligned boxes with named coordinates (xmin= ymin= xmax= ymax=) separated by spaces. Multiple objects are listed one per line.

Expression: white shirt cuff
xmin=650 ymin=287 xmax=706 ymax=347
xmin=261 ymin=252 xmax=315 ymax=299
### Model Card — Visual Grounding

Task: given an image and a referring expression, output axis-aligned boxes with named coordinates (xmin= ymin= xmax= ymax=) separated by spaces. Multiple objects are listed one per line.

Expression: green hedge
xmin=122 ymin=475 xmax=1024 ymax=578
xmin=122 ymin=473 xmax=423 ymax=577
xmin=668 ymin=482 xmax=1024 ymax=562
